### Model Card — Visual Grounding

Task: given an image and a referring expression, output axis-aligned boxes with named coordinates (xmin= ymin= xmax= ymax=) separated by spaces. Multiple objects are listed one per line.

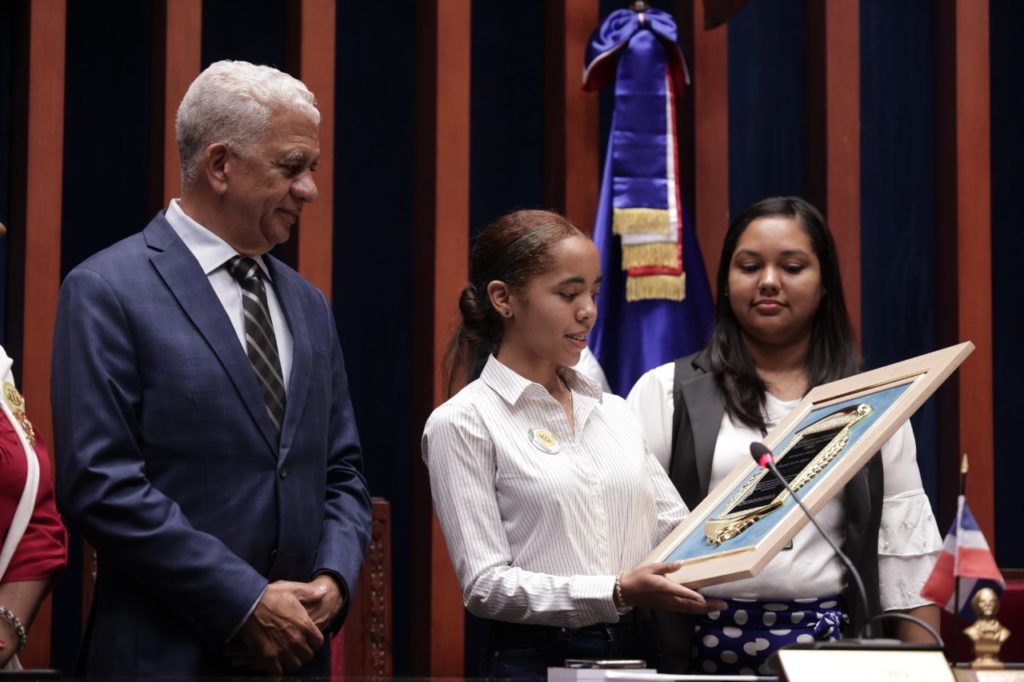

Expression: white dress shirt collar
xmin=162 ymin=199 xmax=293 ymax=394
xmin=165 ymin=199 xmax=271 ymax=278
xmin=479 ymin=355 xmax=604 ymax=406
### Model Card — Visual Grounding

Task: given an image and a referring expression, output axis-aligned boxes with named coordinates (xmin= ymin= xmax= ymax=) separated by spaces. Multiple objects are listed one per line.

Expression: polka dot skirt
xmin=692 ymin=595 xmax=847 ymax=675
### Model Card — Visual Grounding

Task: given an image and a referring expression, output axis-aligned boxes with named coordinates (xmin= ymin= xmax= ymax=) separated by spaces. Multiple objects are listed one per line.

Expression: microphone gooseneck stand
xmin=748 ymin=441 xmax=943 ymax=648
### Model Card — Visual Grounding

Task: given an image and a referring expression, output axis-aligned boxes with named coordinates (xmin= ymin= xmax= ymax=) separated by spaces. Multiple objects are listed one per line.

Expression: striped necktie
xmin=227 ymin=256 xmax=286 ymax=433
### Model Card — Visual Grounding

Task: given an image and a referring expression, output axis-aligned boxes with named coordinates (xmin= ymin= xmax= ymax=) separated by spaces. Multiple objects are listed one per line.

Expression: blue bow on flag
xmin=584 ymin=7 xmax=714 ymax=396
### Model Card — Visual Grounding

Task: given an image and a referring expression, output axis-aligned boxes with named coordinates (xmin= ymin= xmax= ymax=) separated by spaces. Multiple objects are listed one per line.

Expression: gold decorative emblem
xmin=3 ymin=381 xmax=36 ymax=445
xmin=703 ymin=403 xmax=872 ymax=546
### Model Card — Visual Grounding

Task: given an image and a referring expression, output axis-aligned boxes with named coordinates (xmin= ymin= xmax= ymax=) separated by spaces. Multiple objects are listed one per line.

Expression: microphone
xmin=748 ymin=441 xmax=876 ymax=639
xmin=748 ymin=442 xmax=944 ymax=651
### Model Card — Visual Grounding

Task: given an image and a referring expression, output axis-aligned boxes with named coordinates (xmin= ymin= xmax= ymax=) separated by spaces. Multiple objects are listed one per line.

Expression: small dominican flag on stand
xmin=920 ymin=495 xmax=1004 ymax=623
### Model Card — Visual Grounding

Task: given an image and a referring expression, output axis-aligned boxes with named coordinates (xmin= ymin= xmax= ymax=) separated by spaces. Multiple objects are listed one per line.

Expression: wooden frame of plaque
xmin=647 ymin=341 xmax=975 ymax=588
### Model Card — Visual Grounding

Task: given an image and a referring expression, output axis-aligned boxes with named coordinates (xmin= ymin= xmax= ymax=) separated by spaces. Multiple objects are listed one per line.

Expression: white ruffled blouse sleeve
xmin=877 ymin=421 xmax=944 ymax=611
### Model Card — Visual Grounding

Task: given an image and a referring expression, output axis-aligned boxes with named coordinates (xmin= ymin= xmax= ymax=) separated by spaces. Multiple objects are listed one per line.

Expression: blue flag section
xmin=584 ymin=8 xmax=715 ymax=396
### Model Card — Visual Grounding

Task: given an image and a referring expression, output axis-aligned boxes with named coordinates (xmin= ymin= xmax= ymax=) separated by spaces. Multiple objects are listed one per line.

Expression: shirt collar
xmin=480 ymin=355 xmax=604 ymax=405
xmin=165 ymin=199 xmax=271 ymax=279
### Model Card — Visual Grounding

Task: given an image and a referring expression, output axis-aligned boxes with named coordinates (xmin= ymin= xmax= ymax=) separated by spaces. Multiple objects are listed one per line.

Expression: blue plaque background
xmin=667 ymin=381 xmax=914 ymax=563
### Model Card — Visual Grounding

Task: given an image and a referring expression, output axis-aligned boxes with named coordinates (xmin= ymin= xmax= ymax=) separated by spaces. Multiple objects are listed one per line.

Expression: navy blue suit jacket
xmin=51 ymin=213 xmax=372 ymax=677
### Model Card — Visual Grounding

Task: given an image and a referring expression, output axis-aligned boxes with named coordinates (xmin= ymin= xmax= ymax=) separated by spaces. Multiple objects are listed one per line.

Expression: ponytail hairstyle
xmin=444 ymin=209 xmax=584 ymax=395
xmin=707 ymin=196 xmax=859 ymax=430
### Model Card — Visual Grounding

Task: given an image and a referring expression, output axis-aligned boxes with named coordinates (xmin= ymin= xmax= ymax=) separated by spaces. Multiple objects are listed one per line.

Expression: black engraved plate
xmin=703 ymin=403 xmax=871 ymax=546
xmin=730 ymin=429 xmax=842 ymax=514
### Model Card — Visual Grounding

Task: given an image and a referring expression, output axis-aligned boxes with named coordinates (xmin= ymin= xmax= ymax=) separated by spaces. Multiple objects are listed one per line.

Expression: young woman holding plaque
xmin=422 ymin=210 xmax=724 ymax=680
xmin=627 ymin=196 xmax=942 ymax=675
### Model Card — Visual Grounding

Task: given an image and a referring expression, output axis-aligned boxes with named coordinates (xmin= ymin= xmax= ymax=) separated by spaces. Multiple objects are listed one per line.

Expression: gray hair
xmin=176 ymin=60 xmax=320 ymax=186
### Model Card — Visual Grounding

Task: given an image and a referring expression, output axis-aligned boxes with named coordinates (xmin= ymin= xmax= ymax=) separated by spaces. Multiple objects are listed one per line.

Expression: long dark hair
xmin=443 ymin=209 xmax=584 ymax=396
xmin=707 ymin=196 xmax=859 ymax=429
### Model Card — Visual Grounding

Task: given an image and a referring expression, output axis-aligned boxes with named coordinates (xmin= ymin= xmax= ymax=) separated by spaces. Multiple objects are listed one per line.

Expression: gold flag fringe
xmin=612 ymin=207 xmax=673 ymax=235
xmin=621 ymin=242 xmax=678 ymax=269
xmin=626 ymin=274 xmax=686 ymax=302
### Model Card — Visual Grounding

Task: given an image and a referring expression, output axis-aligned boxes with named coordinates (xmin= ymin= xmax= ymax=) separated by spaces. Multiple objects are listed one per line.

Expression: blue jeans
xmin=483 ymin=614 xmax=656 ymax=681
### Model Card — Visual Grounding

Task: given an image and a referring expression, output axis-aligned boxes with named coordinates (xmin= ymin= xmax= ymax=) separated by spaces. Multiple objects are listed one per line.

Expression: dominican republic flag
xmin=583 ymin=8 xmax=714 ymax=396
xmin=920 ymin=496 xmax=1004 ymax=622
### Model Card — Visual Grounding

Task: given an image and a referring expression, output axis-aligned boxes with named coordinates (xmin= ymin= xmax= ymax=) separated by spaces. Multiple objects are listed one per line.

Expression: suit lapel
xmin=144 ymin=217 xmax=278 ymax=456
xmin=266 ymin=258 xmax=312 ymax=461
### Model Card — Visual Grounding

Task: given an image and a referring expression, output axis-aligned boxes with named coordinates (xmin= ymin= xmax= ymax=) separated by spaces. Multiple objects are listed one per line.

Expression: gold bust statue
xmin=963 ymin=587 xmax=1010 ymax=669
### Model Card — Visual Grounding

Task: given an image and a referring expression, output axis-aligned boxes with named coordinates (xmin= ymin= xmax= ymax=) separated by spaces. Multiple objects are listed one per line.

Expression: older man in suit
xmin=51 ymin=60 xmax=371 ymax=677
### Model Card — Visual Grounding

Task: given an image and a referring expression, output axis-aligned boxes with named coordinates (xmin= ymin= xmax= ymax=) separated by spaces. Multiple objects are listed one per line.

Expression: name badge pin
xmin=528 ymin=427 xmax=560 ymax=455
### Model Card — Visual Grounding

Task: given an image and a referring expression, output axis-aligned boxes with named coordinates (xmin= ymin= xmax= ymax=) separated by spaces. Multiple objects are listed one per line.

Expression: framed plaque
xmin=646 ymin=341 xmax=974 ymax=588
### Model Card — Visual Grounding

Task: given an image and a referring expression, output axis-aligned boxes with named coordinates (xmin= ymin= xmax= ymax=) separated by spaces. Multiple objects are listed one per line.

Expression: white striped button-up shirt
xmin=422 ymin=355 xmax=687 ymax=628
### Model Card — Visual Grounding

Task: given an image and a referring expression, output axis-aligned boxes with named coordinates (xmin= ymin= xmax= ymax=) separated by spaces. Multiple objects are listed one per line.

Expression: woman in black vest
xmin=627 ymin=197 xmax=941 ymax=675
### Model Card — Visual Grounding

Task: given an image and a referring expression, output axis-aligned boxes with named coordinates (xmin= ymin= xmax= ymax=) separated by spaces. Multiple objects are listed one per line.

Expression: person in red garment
xmin=0 ymin=220 xmax=69 ymax=670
